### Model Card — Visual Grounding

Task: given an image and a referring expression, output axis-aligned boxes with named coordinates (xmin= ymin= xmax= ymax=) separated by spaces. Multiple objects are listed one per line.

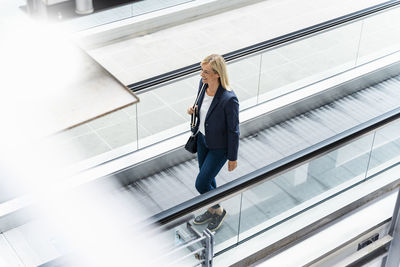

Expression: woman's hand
xmin=228 ymin=160 xmax=237 ymax=171
xmin=187 ymin=105 xmax=197 ymax=115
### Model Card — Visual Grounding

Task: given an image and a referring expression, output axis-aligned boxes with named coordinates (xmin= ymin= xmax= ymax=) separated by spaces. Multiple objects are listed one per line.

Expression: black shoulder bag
xmin=184 ymin=83 xmax=206 ymax=153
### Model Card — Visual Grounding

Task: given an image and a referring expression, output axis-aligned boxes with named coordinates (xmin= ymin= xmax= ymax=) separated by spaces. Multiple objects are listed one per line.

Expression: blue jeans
xmin=195 ymin=132 xmax=227 ymax=194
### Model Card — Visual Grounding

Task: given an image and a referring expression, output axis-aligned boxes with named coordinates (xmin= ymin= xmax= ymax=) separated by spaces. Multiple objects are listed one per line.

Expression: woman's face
xmin=201 ymin=63 xmax=219 ymax=84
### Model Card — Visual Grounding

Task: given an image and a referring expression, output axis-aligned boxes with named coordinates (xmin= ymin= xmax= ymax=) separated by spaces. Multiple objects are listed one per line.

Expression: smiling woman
xmin=187 ymin=54 xmax=240 ymax=232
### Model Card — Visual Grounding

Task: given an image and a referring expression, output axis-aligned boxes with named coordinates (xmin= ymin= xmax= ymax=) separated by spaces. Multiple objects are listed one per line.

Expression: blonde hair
xmin=201 ymin=54 xmax=231 ymax=91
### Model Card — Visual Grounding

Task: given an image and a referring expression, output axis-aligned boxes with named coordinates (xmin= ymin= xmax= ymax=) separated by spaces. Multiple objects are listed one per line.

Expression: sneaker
xmin=194 ymin=210 xmax=214 ymax=225
xmin=207 ymin=209 xmax=227 ymax=231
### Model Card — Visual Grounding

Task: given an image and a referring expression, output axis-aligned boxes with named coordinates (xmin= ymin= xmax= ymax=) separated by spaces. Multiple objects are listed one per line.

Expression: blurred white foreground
xmin=0 ymin=15 xmax=170 ymax=267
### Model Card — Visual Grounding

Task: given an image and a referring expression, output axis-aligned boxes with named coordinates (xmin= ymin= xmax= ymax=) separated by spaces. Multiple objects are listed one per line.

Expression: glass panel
xmin=239 ymin=176 xmax=299 ymax=241
xmin=238 ymin=133 xmax=374 ymax=241
xmin=309 ymin=133 xmax=373 ymax=188
xmin=92 ymin=107 xmax=138 ymax=150
xmin=367 ymin=120 xmax=400 ymax=177
xmin=153 ymin=221 xmax=203 ymax=266
xmin=52 ymin=123 xmax=111 ymax=164
xmin=136 ymin=75 xmax=198 ymax=148
xmin=191 ymin=194 xmax=242 ymax=254
xmin=228 ymin=54 xmax=261 ymax=110
xmin=257 ymin=21 xmax=362 ymax=103
xmin=50 ymin=104 xmax=138 ymax=163
xmin=47 ymin=102 xmax=139 ymax=165
xmin=356 ymin=6 xmax=400 ymax=65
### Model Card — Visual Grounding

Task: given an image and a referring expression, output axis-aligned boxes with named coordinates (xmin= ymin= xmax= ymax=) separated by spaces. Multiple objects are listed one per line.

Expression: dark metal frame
xmin=127 ymin=0 xmax=400 ymax=92
xmin=383 ymin=188 xmax=400 ymax=266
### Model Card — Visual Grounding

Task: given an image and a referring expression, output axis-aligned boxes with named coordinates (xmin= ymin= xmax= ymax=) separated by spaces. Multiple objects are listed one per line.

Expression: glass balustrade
xmin=357 ymin=6 xmax=400 ymax=65
xmin=256 ymin=21 xmax=362 ymax=104
xmin=136 ymin=76 xmax=199 ymax=147
xmin=366 ymin=119 xmax=400 ymax=177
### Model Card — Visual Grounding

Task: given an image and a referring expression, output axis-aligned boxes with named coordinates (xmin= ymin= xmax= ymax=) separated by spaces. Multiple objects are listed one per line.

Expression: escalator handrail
xmin=151 ymin=106 xmax=400 ymax=225
xmin=127 ymin=0 xmax=400 ymax=92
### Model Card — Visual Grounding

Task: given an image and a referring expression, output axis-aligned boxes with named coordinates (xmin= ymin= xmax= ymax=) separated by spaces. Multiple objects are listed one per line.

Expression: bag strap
xmin=192 ymin=83 xmax=206 ymax=108
xmin=190 ymin=83 xmax=206 ymax=128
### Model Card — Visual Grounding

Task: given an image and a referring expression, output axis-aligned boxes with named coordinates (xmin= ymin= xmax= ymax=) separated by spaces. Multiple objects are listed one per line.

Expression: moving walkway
xmin=123 ymin=75 xmax=400 ymax=216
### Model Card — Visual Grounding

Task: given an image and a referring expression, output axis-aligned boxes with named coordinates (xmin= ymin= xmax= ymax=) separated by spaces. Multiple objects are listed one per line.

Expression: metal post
xmin=186 ymin=222 xmax=204 ymax=261
xmin=26 ymin=0 xmax=47 ymax=17
xmin=75 ymin=0 xmax=93 ymax=15
xmin=384 ymin=188 xmax=400 ymax=267
xmin=389 ymin=188 xmax=400 ymax=237
xmin=185 ymin=222 xmax=214 ymax=266
xmin=202 ymin=229 xmax=214 ymax=267
xmin=187 ymin=222 xmax=202 ymax=238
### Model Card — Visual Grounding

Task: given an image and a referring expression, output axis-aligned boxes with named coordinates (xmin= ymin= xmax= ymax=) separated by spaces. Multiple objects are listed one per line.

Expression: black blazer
xmin=193 ymin=80 xmax=240 ymax=161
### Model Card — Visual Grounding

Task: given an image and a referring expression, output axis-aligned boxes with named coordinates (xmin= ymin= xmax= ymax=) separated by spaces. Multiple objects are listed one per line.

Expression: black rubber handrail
xmin=127 ymin=0 xmax=400 ymax=92
xmin=151 ymin=107 xmax=400 ymax=225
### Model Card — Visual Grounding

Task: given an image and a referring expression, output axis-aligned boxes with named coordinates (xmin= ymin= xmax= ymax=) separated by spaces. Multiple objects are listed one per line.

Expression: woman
xmin=187 ymin=54 xmax=240 ymax=231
